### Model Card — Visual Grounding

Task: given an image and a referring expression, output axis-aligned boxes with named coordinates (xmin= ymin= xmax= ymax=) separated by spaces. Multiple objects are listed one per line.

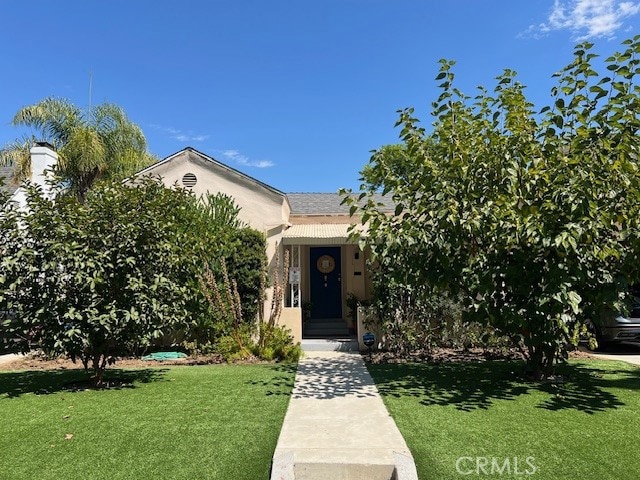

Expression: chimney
xmin=29 ymin=142 xmax=58 ymax=196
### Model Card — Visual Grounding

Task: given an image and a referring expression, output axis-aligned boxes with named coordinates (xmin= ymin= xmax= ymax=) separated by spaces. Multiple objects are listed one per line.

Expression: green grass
xmin=0 ymin=364 xmax=295 ymax=480
xmin=369 ymin=359 xmax=640 ymax=480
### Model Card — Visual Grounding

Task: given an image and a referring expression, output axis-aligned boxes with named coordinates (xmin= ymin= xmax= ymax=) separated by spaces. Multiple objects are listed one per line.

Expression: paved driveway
xmin=586 ymin=342 xmax=640 ymax=366
xmin=0 ymin=353 xmax=21 ymax=366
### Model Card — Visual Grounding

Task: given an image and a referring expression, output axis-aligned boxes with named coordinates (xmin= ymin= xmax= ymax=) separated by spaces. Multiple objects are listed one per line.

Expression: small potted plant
xmin=345 ymin=294 xmax=359 ymax=334
xmin=302 ymin=301 xmax=313 ymax=320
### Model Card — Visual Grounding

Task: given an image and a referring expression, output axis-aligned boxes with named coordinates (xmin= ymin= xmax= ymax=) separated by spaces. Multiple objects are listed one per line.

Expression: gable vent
xmin=182 ymin=173 xmax=197 ymax=188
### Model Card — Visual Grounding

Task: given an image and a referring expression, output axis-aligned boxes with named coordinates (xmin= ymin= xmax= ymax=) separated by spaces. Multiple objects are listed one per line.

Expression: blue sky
xmin=1 ymin=1 xmax=638 ymax=192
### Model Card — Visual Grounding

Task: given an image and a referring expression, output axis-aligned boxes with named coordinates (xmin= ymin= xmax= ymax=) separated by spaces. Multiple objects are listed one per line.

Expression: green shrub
xmin=0 ymin=179 xmax=207 ymax=385
xmin=364 ymin=269 xmax=510 ymax=354
xmin=260 ymin=347 xmax=275 ymax=361
xmin=224 ymin=228 xmax=267 ymax=324
xmin=215 ymin=327 xmax=255 ymax=362
xmin=254 ymin=324 xmax=302 ymax=362
xmin=176 ymin=193 xmax=267 ymax=352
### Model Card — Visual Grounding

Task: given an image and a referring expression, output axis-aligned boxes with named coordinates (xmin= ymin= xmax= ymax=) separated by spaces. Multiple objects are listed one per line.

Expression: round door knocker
xmin=316 ymin=255 xmax=336 ymax=274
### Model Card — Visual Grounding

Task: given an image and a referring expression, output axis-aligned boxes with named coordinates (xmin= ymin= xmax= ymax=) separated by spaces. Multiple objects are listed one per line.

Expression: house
xmin=2 ymin=144 xmax=389 ymax=344
xmin=0 ymin=166 xmax=18 ymax=197
xmin=0 ymin=143 xmax=58 ymax=208
xmin=136 ymin=147 xmax=393 ymax=344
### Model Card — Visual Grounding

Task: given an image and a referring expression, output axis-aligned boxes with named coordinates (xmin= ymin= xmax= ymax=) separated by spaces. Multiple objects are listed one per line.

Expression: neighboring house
xmin=0 ymin=166 xmax=18 ymax=198
xmin=1 ymin=143 xmax=58 ymax=208
xmin=136 ymin=147 xmax=394 ymax=343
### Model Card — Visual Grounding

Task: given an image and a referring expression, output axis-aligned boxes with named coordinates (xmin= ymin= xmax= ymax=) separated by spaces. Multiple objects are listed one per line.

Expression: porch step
xmin=301 ymin=338 xmax=358 ymax=352
xmin=304 ymin=318 xmax=350 ymax=338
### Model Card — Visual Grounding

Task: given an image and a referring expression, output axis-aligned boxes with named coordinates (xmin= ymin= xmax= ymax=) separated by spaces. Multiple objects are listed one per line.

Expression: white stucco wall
xmin=142 ymin=149 xmax=288 ymax=231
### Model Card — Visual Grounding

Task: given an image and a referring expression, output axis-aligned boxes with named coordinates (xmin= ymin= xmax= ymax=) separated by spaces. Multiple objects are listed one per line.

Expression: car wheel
xmin=585 ymin=321 xmax=605 ymax=351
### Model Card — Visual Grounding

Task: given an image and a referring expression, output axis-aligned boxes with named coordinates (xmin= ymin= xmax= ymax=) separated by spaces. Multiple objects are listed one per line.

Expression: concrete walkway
xmin=0 ymin=353 xmax=21 ymax=366
xmin=588 ymin=352 xmax=640 ymax=366
xmin=271 ymin=351 xmax=418 ymax=480
xmin=581 ymin=343 xmax=640 ymax=366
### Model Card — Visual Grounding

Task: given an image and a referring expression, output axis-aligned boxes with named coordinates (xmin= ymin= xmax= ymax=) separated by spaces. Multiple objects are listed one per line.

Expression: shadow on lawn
xmin=0 ymin=368 xmax=168 ymax=398
xmin=246 ymin=363 xmax=296 ymax=396
xmin=370 ymin=361 xmax=640 ymax=414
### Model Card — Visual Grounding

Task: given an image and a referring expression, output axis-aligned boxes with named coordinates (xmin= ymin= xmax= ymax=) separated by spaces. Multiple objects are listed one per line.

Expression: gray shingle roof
xmin=0 ymin=166 xmax=18 ymax=197
xmin=287 ymin=192 xmax=394 ymax=215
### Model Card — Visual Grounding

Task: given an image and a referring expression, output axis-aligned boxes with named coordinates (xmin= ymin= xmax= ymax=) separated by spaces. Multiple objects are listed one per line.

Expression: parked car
xmin=585 ymin=295 xmax=640 ymax=350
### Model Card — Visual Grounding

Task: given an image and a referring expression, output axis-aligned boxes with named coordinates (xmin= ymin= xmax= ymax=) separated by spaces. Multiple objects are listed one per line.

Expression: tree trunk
xmin=525 ymin=343 xmax=557 ymax=380
xmin=89 ymin=353 xmax=106 ymax=387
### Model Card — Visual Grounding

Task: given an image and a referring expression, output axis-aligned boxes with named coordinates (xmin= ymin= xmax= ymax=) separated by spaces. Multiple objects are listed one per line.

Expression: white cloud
xmin=520 ymin=0 xmax=640 ymax=39
xmin=222 ymin=149 xmax=275 ymax=168
xmin=174 ymin=134 xmax=209 ymax=142
xmin=149 ymin=124 xmax=209 ymax=143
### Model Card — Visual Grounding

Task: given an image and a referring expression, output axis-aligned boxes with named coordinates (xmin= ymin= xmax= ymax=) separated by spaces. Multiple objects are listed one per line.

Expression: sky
xmin=1 ymin=0 xmax=638 ymax=193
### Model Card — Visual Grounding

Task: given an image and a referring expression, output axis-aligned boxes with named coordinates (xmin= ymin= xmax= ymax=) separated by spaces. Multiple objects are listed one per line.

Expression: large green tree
xmin=0 ymin=180 xmax=200 ymax=385
xmin=0 ymin=178 xmax=268 ymax=384
xmin=0 ymin=98 xmax=155 ymax=200
xmin=343 ymin=36 xmax=640 ymax=378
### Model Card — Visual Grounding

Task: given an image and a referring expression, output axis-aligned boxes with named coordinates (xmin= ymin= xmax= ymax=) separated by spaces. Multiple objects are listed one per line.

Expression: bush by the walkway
xmin=360 ymin=277 xmax=510 ymax=356
xmin=344 ymin=36 xmax=640 ymax=378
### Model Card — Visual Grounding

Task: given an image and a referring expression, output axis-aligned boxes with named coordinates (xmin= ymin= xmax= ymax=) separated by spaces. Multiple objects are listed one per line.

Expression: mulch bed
xmin=363 ymin=346 xmax=595 ymax=364
xmin=1 ymin=347 xmax=597 ymax=372
xmin=0 ymin=352 xmax=228 ymax=371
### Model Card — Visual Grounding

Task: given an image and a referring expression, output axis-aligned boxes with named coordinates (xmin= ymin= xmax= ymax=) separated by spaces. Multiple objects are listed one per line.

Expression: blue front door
xmin=310 ymin=247 xmax=342 ymax=319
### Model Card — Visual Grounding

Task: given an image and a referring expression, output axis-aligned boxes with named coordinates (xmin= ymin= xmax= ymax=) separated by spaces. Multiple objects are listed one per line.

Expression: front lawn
xmin=0 ymin=364 xmax=295 ymax=480
xmin=369 ymin=359 xmax=640 ymax=480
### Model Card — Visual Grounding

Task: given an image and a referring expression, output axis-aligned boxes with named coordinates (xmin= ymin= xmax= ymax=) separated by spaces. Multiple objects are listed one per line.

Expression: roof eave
xmin=135 ymin=147 xmax=287 ymax=199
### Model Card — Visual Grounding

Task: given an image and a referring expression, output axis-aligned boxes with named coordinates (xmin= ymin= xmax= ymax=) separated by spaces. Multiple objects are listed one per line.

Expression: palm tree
xmin=0 ymin=98 xmax=156 ymax=201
